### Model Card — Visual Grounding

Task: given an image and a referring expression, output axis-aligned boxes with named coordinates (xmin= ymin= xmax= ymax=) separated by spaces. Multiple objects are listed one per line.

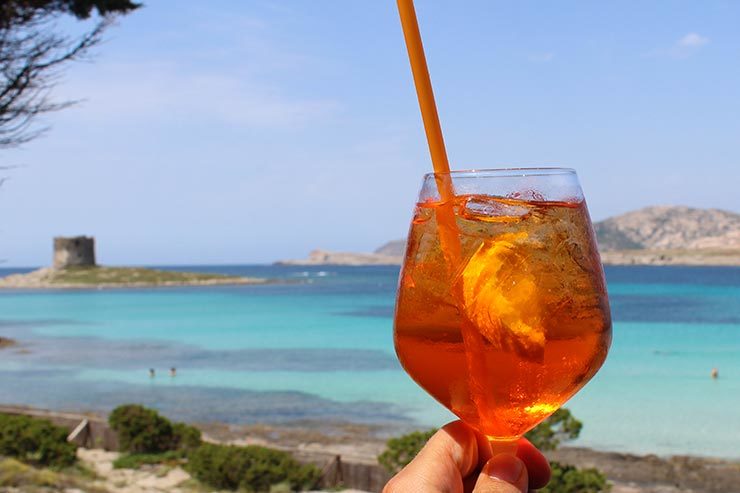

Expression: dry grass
xmin=0 ymin=457 xmax=104 ymax=493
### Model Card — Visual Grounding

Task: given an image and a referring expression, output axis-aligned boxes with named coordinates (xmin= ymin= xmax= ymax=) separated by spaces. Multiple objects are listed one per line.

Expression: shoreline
xmin=1 ymin=405 xmax=738 ymax=493
xmin=276 ymin=248 xmax=740 ymax=267
xmin=0 ymin=267 xmax=268 ymax=290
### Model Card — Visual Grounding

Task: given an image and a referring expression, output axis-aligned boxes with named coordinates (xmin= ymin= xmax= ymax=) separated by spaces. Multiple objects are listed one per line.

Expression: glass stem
xmin=488 ymin=439 xmax=519 ymax=457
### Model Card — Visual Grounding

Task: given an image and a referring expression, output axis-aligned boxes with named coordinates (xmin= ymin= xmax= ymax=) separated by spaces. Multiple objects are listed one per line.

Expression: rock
xmin=0 ymin=337 xmax=17 ymax=349
xmin=594 ymin=206 xmax=740 ymax=251
xmin=374 ymin=240 xmax=406 ymax=257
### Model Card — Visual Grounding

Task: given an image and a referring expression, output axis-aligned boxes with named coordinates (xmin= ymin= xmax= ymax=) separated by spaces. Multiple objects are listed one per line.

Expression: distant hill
xmin=274 ymin=249 xmax=402 ymax=266
xmin=593 ymin=206 xmax=740 ymax=251
xmin=277 ymin=205 xmax=740 ymax=266
xmin=374 ymin=240 xmax=407 ymax=257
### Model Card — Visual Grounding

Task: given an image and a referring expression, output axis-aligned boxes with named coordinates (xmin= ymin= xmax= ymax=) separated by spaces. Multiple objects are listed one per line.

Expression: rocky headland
xmin=278 ymin=206 xmax=740 ymax=266
xmin=275 ymin=249 xmax=402 ymax=266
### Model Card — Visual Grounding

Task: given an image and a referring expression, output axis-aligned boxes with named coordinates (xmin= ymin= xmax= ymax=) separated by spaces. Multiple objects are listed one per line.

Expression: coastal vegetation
xmin=0 ymin=265 xmax=263 ymax=289
xmin=377 ymin=429 xmax=436 ymax=474
xmin=187 ymin=443 xmax=321 ymax=492
xmin=0 ymin=406 xmax=321 ymax=492
xmin=109 ymin=404 xmax=202 ymax=455
xmin=0 ymin=413 xmax=77 ymax=468
xmin=109 ymin=404 xmax=321 ymax=491
xmin=378 ymin=408 xmax=609 ymax=493
xmin=541 ymin=462 xmax=610 ymax=493
xmin=524 ymin=408 xmax=583 ymax=451
xmin=0 ymin=457 xmax=99 ymax=492
xmin=53 ymin=266 xmax=249 ymax=286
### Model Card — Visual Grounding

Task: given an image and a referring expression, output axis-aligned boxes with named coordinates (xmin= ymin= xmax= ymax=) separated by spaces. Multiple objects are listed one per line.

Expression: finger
xmin=476 ymin=436 xmax=551 ymax=489
xmin=515 ymin=437 xmax=551 ymax=489
xmin=414 ymin=421 xmax=480 ymax=477
xmin=472 ymin=454 xmax=528 ymax=493
xmin=383 ymin=421 xmax=478 ymax=493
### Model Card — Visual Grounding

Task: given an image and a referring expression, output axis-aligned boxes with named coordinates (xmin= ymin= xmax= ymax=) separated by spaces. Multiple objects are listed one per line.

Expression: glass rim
xmin=423 ymin=167 xmax=576 ymax=179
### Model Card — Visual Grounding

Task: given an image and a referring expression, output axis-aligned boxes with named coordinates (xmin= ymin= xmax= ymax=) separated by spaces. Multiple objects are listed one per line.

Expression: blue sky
xmin=2 ymin=1 xmax=739 ymax=266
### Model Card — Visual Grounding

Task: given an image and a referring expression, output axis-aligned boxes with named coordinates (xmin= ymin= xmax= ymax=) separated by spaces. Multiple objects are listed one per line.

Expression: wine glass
xmin=394 ymin=168 xmax=612 ymax=452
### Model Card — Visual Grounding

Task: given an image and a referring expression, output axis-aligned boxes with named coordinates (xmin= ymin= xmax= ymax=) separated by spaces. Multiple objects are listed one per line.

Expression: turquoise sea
xmin=0 ymin=265 xmax=738 ymax=459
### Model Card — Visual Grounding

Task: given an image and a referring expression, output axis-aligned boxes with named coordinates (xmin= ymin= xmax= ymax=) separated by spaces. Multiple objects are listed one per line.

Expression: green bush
xmin=0 ymin=413 xmax=77 ymax=467
xmin=109 ymin=405 xmax=204 ymax=457
xmin=187 ymin=442 xmax=321 ymax=492
xmin=109 ymin=404 xmax=175 ymax=454
xmin=172 ymin=422 xmax=202 ymax=451
xmin=525 ymin=408 xmax=583 ymax=451
xmin=541 ymin=461 xmax=610 ymax=493
xmin=377 ymin=429 xmax=436 ymax=474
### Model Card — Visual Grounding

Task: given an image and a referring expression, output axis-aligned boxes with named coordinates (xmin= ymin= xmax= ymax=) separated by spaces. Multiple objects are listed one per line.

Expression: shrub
xmin=0 ymin=413 xmax=77 ymax=467
xmin=109 ymin=405 xmax=175 ymax=454
xmin=525 ymin=408 xmax=583 ymax=451
xmin=377 ymin=429 xmax=436 ymax=474
xmin=172 ymin=422 xmax=202 ymax=451
xmin=109 ymin=404 xmax=202 ymax=454
xmin=541 ymin=461 xmax=610 ymax=493
xmin=187 ymin=442 xmax=321 ymax=492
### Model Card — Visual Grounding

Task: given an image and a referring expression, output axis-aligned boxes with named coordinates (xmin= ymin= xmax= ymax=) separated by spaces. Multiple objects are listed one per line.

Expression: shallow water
xmin=0 ymin=264 xmax=738 ymax=458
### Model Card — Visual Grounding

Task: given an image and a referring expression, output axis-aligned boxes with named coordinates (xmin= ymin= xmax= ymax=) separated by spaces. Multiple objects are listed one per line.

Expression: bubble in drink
xmin=394 ymin=195 xmax=611 ymax=440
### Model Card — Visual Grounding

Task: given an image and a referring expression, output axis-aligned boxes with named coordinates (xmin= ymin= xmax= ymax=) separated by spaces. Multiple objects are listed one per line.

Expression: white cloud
xmin=645 ymin=32 xmax=710 ymax=59
xmin=56 ymin=60 xmax=340 ymax=128
xmin=677 ymin=33 xmax=709 ymax=49
xmin=49 ymin=6 xmax=341 ymax=129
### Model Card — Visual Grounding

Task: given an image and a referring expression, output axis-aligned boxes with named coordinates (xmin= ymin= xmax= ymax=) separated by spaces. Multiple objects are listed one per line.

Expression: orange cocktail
xmin=394 ymin=169 xmax=612 ymax=441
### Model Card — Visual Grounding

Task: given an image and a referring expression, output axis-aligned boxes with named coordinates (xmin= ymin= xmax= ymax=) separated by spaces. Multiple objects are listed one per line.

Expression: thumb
xmin=472 ymin=454 xmax=528 ymax=493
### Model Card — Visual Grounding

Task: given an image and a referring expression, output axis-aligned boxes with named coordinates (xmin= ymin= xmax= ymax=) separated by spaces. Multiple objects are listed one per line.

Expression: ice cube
xmin=457 ymin=232 xmax=546 ymax=362
xmin=507 ymin=189 xmax=545 ymax=202
xmin=460 ymin=196 xmax=531 ymax=223
xmin=412 ymin=205 xmax=433 ymax=224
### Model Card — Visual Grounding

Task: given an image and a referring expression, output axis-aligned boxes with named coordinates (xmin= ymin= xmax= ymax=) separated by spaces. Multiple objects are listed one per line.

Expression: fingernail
xmin=482 ymin=454 xmax=525 ymax=484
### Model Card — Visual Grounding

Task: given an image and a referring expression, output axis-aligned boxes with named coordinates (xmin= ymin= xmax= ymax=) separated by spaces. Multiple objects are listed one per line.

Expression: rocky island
xmin=0 ymin=236 xmax=263 ymax=289
xmin=278 ymin=206 xmax=740 ymax=266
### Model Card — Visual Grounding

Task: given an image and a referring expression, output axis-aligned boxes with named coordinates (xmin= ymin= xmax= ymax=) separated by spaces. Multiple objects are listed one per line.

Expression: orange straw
xmin=396 ymin=0 xmax=514 ymax=454
xmin=396 ymin=0 xmax=459 ymax=261
xmin=397 ymin=0 xmax=450 ymax=177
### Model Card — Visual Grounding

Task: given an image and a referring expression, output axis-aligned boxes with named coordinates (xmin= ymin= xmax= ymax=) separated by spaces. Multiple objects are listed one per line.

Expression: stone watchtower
xmin=53 ymin=236 xmax=96 ymax=269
